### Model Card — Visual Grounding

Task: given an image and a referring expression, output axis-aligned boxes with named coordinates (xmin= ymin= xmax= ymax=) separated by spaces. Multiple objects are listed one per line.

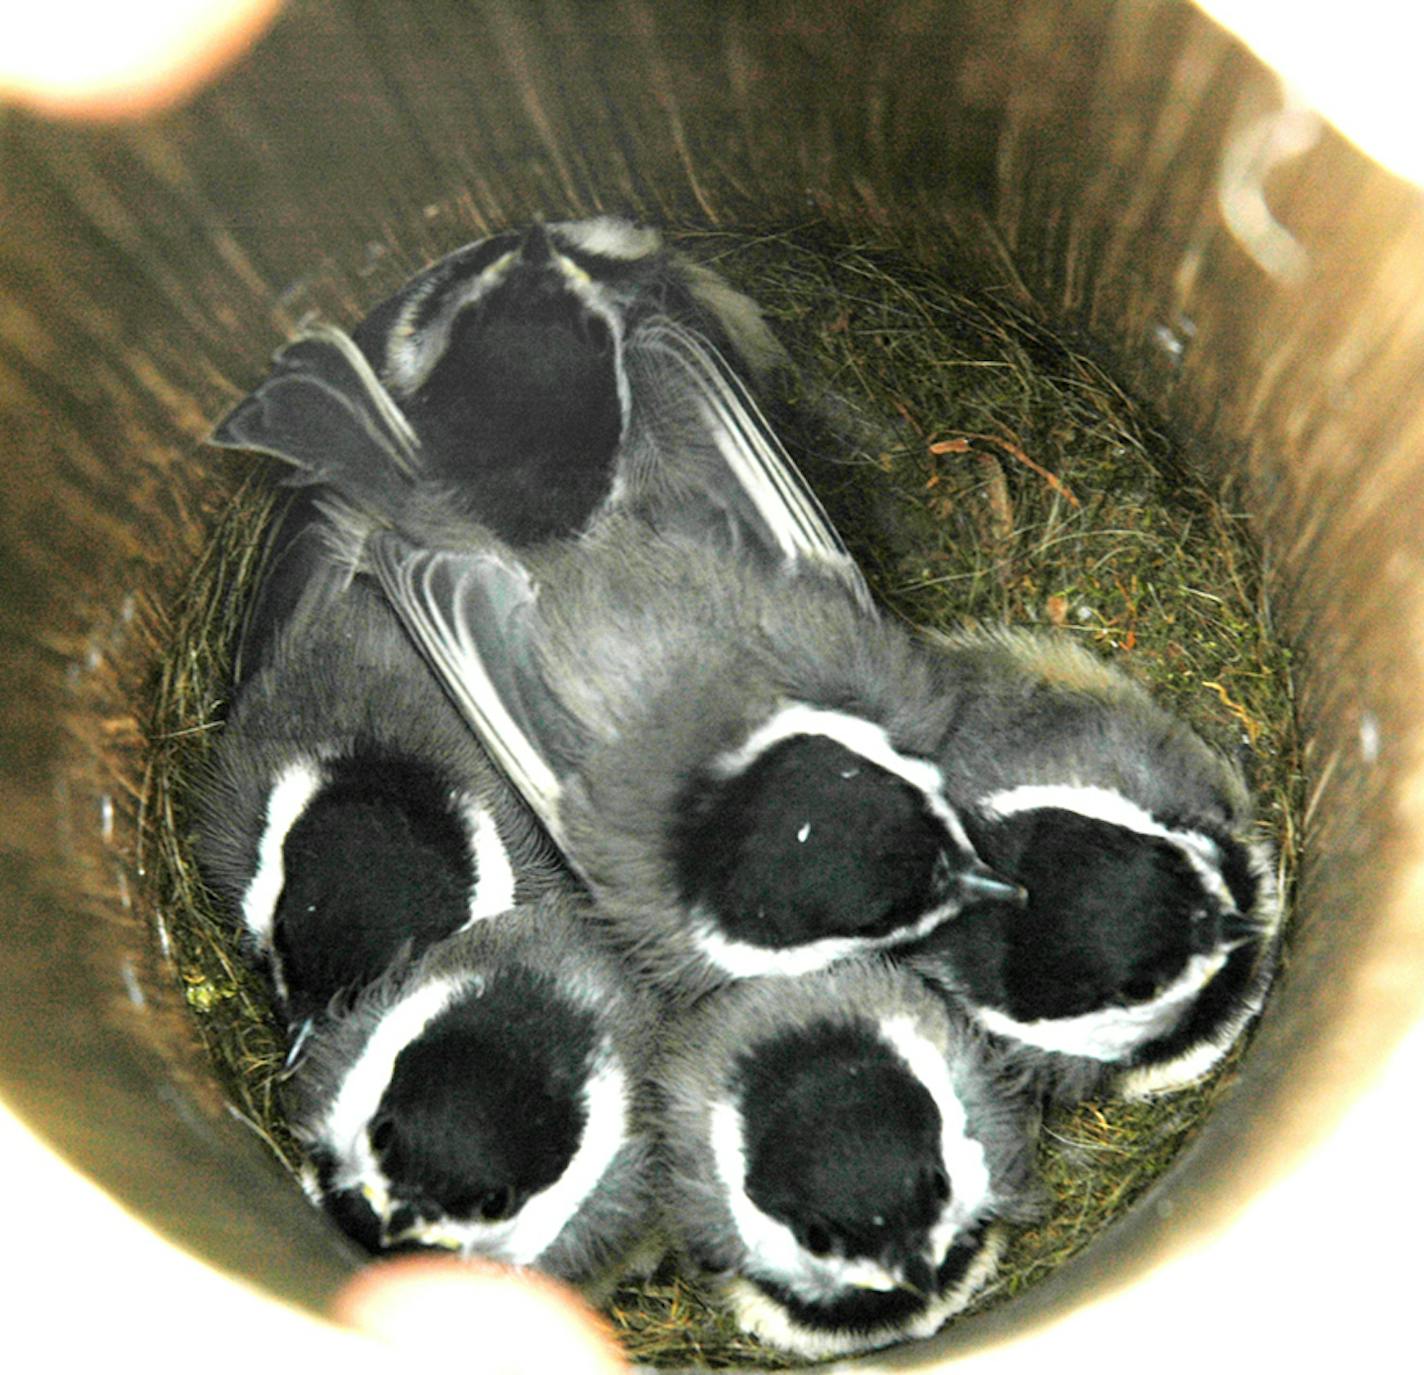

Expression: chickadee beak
xmin=845 ymin=1260 xmax=904 ymax=1293
xmin=897 ymin=1252 xmax=937 ymax=1299
xmin=948 ymin=859 xmax=1029 ymax=912
xmin=283 ymin=1017 xmax=314 ymax=1071
xmin=519 ymin=222 xmax=553 ymax=266
xmin=844 ymin=1252 xmax=938 ymax=1296
xmin=379 ymin=1201 xmax=420 ymax=1248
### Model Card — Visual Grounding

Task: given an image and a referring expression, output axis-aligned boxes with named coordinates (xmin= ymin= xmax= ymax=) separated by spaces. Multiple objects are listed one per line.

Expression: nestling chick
xmin=654 ymin=958 xmax=1040 ymax=1359
xmin=214 ymin=216 xmax=854 ymax=572
xmin=289 ymin=894 xmax=660 ymax=1291
xmin=900 ymin=625 xmax=1283 ymax=1101
xmin=193 ymin=487 xmax=558 ymax=1034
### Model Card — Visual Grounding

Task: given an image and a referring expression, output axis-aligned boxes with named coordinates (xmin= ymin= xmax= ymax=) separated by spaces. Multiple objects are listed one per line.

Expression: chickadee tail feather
xmin=209 ymin=323 xmax=422 ymax=512
xmin=367 ymin=530 xmax=572 ymax=852
xmin=623 ymin=317 xmax=876 ymax=613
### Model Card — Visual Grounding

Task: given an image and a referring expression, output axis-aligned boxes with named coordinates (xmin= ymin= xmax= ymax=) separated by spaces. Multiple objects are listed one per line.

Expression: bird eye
xmin=1122 ymin=976 xmax=1159 ymax=1003
xmin=931 ymin=1167 xmax=951 ymax=1204
xmin=478 ymin=1184 xmax=518 ymax=1222
xmin=369 ymin=1117 xmax=396 ymax=1158
xmin=802 ymin=1222 xmax=834 ymax=1257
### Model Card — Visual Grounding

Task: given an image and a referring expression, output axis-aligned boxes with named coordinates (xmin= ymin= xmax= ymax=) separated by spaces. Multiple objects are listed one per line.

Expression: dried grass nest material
xmin=141 ymin=221 xmax=1299 ymax=1369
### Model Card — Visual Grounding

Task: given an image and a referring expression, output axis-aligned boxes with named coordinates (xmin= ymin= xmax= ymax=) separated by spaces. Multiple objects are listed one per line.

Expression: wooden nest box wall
xmin=2 ymin=0 xmax=1420 ymax=1363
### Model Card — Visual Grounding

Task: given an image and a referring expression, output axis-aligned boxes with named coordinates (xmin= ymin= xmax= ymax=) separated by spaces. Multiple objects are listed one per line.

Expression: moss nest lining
xmin=140 ymin=220 xmax=1299 ymax=1369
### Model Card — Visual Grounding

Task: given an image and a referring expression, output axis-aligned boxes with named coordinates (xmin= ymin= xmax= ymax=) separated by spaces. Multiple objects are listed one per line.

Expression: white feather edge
xmin=288 ymin=322 xmax=423 ymax=474
xmin=632 ymin=318 xmax=875 ymax=612
xmin=722 ymin=1225 xmax=1007 ymax=1360
xmin=458 ymin=796 xmax=519 ymax=926
xmin=370 ymin=537 xmax=569 ymax=852
xmin=239 ymin=758 xmax=331 ymax=1011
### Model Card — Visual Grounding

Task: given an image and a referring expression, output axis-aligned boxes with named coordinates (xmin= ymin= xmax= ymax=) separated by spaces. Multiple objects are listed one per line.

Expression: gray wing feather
xmin=626 ymin=318 xmax=874 ymax=611
xmin=368 ymin=531 xmax=571 ymax=850
xmin=210 ymin=324 xmax=421 ymax=499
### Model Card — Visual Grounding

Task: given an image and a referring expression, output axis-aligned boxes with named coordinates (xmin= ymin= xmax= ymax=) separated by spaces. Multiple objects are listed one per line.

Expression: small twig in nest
xmin=1201 ymin=679 xmax=1262 ymax=746
xmin=929 ymin=433 xmax=1081 ymax=508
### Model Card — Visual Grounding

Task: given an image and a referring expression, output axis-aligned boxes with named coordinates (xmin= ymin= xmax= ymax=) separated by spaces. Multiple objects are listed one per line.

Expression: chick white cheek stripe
xmin=711 ymin=704 xmax=973 ymax=851
xmin=460 ymin=798 xmax=518 ymax=924
xmin=713 ymin=705 xmax=945 ymax=797
xmin=1114 ymin=1024 xmax=1239 ymax=1100
xmin=691 ymin=897 xmax=964 ymax=980
xmin=726 ymin=1225 xmax=1007 ymax=1360
xmin=549 ymin=250 xmax=632 ymax=429
xmin=981 ymin=783 xmax=1161 ymax=831
xmin=1117 ymin=930 xmax=1277 ymax=1098
xmin=879 ymin=1016 xmax=992 ymax=1253
xmin=710 ymin=1099 xmax=811 ymax=1291
xmin=387 ymin=248 xmax=518 ymax=393
xmin=316 ymin=974 xmax=471 ymax=1185
xmin=709 ymin=1099 xmax=895 ymax=1307
xmin=241 ymin=761 xmax=327 ymax=952
xmin=972 ymin=944 xmax=1232 ymax=1061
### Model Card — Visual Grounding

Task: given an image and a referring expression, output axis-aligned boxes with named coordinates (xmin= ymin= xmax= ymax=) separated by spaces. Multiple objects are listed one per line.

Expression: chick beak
xmin=943 ymin=857 xmax=1028 ymax=912
xmin=379 ymin=1201 xmax=419 ymax=1248
xmin=898 ymin=1253 xmax=937 ymax=1299
xmin=846 ymin=1261 xmax=903 ymax=1293
xmin=520 ymin=222 xmax=554 ymax=266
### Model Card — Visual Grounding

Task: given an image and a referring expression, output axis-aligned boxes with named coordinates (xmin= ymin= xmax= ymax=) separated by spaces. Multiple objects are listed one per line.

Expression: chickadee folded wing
xmin=369 ymin=530 xmax=572 ymax=850
xmin=210 ymin=324 xmax=421 ymax=513
xmin=619 ymin=317 xmax=872 ymax=609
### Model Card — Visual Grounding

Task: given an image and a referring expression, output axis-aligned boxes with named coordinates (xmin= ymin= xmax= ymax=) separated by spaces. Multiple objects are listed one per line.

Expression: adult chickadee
xmin=899 ymin=626 xmax=1284 ymax=1101
xmin=193 ymin=486 xmax=558 ymax=1034
xmin=289 ymin=894 xmax=660 ymax=1291
xmin=356 ymin=327 xmax=1021 ymax=998
xmin=653 ymin=958 xmax=1040 ymax=1359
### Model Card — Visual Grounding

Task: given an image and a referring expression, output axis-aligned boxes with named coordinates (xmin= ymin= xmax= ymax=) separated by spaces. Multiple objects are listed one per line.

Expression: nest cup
xmin=2 ymin=1 xmax=1421 ymax=1364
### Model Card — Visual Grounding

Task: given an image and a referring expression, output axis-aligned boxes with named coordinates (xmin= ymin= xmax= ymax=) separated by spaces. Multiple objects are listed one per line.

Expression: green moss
xmin=142 ymin=474 xmax=300 ymax=1166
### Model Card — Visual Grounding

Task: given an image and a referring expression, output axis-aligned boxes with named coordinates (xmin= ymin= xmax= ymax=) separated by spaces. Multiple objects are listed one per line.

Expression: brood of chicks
xmin=195 ymin=218 xmax=1283 ymax=1358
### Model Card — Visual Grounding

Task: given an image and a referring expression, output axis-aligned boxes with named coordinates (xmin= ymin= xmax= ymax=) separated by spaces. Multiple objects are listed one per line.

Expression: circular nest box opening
xmin=2 ymin=2 xmax=1421 ymax=1368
